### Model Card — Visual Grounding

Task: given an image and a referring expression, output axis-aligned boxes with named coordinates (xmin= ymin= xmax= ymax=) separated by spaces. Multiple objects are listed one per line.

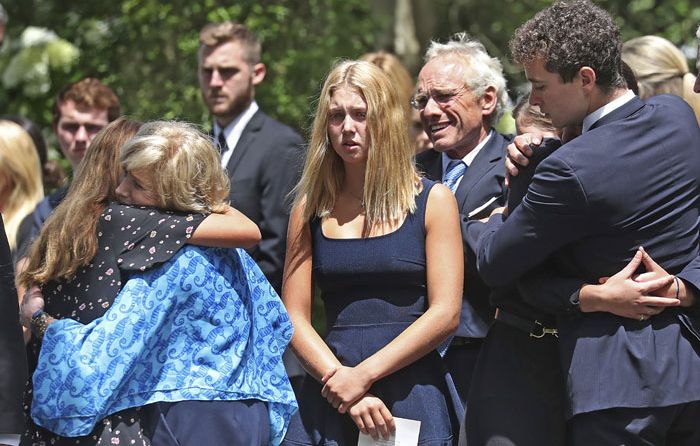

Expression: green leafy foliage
xmin=1 ymin=0 xmax=381 ymax=139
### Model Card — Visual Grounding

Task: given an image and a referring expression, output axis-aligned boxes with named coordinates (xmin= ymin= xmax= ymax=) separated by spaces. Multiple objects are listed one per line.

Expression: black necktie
xmin=217 ymin=131 xmax=229 ymax=155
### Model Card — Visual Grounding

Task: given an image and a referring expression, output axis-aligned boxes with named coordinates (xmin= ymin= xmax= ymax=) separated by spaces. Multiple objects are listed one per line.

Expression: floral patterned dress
xmin=22 ymin=203 xmax=205 ymax=446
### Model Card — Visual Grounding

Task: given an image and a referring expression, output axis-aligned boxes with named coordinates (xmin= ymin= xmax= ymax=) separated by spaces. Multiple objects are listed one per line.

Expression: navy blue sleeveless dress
xmin=283 ymin=179 xmax=462 ymax=445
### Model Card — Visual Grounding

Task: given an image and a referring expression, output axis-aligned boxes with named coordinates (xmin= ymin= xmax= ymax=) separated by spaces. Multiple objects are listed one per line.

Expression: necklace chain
xmin=344 ymin=190 xmax=365 ymax=208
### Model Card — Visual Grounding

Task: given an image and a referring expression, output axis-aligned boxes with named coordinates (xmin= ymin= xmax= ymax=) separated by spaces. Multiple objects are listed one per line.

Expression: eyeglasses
xmin=410 ymin=87 xmax=466 ymax=110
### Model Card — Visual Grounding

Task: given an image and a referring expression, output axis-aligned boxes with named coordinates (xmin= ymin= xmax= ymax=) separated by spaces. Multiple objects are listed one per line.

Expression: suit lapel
xmin=226 ymin=110 xmax=265 ymax=177
xmin=454 ymin=132 xmax=505 ymax=209
xmin=589 ymin=96 xmax=645 ymax=131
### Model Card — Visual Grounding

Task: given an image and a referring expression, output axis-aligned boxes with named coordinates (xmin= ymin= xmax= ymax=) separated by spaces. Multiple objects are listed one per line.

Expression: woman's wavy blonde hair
xmin=622 ymin=35 xmax=700 ymax=124
xmin=294 ymin=60 xmax=420 ymax=234
xmin=20 ymin=118 xmax=141 ymax=287
xmin=0 ymin=120 xmax=44 ymax=252
xmin=119 ymin=121 xmax=229 ymax=214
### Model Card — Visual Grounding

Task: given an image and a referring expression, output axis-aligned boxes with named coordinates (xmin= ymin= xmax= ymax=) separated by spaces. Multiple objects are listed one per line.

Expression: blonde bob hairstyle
xmin=119 ymin=121 xmax=229 ymax=214
xmin=622 ymin=35 xmax=700 ymax=124
xmin=0 ymin=120 xmax=44 ymax=251
xmin=294 ymin=60 xmax=420 ymax=233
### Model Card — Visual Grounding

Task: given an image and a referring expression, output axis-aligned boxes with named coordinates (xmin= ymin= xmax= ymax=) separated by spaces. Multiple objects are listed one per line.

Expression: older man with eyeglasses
xmin=413 ymin=33 xmax=511 ymax=406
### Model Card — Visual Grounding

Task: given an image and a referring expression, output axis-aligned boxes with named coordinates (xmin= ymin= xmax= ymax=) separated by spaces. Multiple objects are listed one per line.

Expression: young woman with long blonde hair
xmin=282 ymin=61 xmax=463 ymax=445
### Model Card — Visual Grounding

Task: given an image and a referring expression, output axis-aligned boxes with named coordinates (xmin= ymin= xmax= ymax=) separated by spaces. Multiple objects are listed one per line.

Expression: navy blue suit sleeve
xmin=677 ymin=255 xmax=700 ymax=312
xmin=470 ymin=155 xmax=591 ymax=288
xmin=460 ymin=193 xmax=508 ymax=279
xmin=517 ymin=266 xmax=584 ymax=315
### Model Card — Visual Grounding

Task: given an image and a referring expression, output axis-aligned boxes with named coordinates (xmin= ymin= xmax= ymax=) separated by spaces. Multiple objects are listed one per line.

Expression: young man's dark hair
xmin=51 ymin=78 xmax=120 ymax=126
xmin=510 ymin=0 xmax=626 ymax=91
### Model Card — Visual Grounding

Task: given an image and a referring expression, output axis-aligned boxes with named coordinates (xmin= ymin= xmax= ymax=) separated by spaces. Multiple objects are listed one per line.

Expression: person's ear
xmin=479 ymin=86 xmax=498 ymax=117
xmin=579 ymin=66 xmax=597 ymax=92
xmin=252 ymin=63 xmax=266 ymax=86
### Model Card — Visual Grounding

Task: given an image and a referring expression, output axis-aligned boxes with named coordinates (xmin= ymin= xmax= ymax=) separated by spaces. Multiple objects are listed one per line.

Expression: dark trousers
xmin=443 ymin=341 xmax=482 ymax=406
xmin=569 ymin=402 xmax=700 ymax=446
xmin=146 ymin=399 xmax=269 ymax=446
xmin=460 ymin=321 xmax=566 ymax=446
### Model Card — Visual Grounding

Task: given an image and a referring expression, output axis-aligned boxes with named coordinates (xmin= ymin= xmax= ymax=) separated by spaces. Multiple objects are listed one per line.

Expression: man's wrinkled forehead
xmin=418 ymin=56 xmax=469 ymax=91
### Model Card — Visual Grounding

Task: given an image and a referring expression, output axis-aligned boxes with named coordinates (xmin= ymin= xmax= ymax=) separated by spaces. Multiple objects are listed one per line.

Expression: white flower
xmin=20 ymin=27 xmax=58 ymax=47
xmin=1 ymin=27 xmax=79 ymax=97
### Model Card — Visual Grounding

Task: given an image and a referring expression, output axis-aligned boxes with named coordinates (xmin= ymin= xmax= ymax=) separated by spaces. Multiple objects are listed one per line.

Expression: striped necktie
xmin=443 ymin=159 xmax=466 ymax=193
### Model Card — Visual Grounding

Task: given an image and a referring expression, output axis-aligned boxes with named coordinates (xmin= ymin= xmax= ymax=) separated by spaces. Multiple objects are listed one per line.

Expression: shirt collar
xmin=441 ymin=129 xmax=493 ymax=174
xmin=582 ymin=90 xmax=635 ymax=133
xmin=213 ymin=100 xmax=259 ymax=143
xmin=213 ymin=101 xmax=259 ymax=166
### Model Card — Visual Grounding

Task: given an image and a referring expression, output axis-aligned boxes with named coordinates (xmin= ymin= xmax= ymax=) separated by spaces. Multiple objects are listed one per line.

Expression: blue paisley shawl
xmin=31 ymin=246 xmax=298 ymax=445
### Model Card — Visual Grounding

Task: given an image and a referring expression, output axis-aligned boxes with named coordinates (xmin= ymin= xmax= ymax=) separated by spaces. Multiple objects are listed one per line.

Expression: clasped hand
xmin=321 ymin=365 xmax=372 ymax=413
xmin=581 ymin=247 xmax=680 ymax=320
xmin=347 ymin=393 xmax=395 ymax=440
xmin=19 ymin=286 xmax=44 ymax=328
xmin=321 ymin=366 xmax=395 ymax=439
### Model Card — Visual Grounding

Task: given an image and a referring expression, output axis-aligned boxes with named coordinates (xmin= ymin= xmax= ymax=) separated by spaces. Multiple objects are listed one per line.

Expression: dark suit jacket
xmin=224 ymin=110 xmax=304 ymax=294
xmin=0 ymin=216 xmax=27 ymax=434
xmin=466 ymin=95 xmax=700 ymax=417
xmin=416 ymin=131 xmax=508 ymax=338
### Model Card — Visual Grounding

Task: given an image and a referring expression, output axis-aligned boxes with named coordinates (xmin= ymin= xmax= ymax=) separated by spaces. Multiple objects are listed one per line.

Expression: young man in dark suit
xmin=413 ymin=34 xmax=510 ymax=404
xmin=0 ymin=217 xmax=27 ymax=446
xmin=198 ymin=22 xmax=305 ymax=388
xmin=467 ymin=1 xmax=700 ymax=444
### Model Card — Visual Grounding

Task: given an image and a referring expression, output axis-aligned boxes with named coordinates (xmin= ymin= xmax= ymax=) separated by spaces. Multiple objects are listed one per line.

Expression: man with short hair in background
xmin=198 ymin=21 xmax=305 ymax=390
xmin=15 ymin=78 xmax=120 ymax=259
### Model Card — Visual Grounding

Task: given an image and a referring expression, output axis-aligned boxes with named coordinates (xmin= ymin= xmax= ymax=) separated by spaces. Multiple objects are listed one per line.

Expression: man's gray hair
xmin=696 ymin=24 xmax=700 ymax=40
xmin=0 ymin=2 xmax=7 ymax=26
xmin=424 ymin=33 xmax=508 ymax=127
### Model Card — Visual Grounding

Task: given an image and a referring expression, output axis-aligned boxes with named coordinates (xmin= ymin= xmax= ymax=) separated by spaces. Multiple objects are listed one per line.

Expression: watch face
xmin=568 ymin=291 xmax=581 ymax=312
